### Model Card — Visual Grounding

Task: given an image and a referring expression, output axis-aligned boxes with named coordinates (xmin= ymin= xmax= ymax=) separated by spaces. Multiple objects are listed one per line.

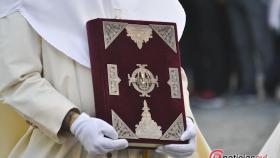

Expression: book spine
xmin=86 ymin=19 xmax=109 ymax=122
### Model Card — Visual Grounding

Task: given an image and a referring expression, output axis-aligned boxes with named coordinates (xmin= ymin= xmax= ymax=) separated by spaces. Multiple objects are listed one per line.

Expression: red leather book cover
xmin=87 ymin=18 xmax=187 ymax=148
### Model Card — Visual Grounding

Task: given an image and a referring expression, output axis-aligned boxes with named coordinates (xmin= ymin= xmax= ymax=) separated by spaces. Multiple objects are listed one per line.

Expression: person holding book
xmin=0 ymin=0 xmax=210 ymax=157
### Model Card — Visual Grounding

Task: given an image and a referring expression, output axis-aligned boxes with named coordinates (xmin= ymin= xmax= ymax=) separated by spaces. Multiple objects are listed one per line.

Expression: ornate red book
xmin=87 ymin=18 xmax=187 ymax=148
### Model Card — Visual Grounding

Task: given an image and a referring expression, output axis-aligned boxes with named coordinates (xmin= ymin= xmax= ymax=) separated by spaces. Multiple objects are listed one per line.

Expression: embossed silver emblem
xmin=107 ymin=64 xmax=121 ymax=96
xmin=125 ymin=24 xmax=153 ymax=49
xmin=150 ymin=24 xmax=177 ymax=53
xmin=103 ymin=21 xmax=128 ymax=49
xmin=111 ymin=102 xmax=185 ymax=140
xmin=112 ymin=110 xmax=138 ymax=139
xmin=128 ymin=64 xmax=159 ymax=97
xmin=160 ymin=113 xmax=184 ymax=140
xmin=135 ymin=100 xmax=163 ymax=139
xmin=167 ymin=68 xmax=181 ymax=99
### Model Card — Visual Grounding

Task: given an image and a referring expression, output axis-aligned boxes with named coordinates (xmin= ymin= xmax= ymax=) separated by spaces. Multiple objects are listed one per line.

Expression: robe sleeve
xmin=0 ymin=12 xmax=79 ymax=143
xmin=180 ymin=67 xmax=211 ymax=158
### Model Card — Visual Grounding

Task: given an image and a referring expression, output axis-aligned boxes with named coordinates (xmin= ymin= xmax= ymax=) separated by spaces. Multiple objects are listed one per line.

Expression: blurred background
xmin=178 ymin=0 xmax=280 ymax=154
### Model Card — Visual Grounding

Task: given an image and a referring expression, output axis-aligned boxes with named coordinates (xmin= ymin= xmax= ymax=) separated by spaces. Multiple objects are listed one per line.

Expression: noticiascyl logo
xmin=209 ymin=149 xmax=224 ymax=158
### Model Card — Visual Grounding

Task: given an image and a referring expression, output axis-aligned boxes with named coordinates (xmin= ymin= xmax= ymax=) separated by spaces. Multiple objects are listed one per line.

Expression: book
xmin=87 ymin=18 xmax=187 ymax=148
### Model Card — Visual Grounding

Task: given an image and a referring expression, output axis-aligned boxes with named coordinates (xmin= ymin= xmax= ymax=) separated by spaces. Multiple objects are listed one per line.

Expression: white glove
xmin=70 ymin=113 xmax=128 ymax=155
xmin=155 ymin=117 xmax=196 ymax=158
xmin=269 ymin=0 xmax=280 ymax=31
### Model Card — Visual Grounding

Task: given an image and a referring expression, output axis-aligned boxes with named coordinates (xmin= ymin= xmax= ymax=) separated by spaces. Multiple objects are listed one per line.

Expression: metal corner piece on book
xmin=112 ymin=110 xmax=138 ymax=139
xmin=150 ymin=24 xmax=177 ymax=53
xmin=160 ymin=113 xmax=184 ymax=140
xmin=103 ymin=21 xmax=128 ymax=49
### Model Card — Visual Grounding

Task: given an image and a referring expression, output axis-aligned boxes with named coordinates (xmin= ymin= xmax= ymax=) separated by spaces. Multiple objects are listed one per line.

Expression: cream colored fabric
xmin=0 ymin=103 xmax=28 ymax=158
xmin=259 ymin=122 xmax=280 ymax=158
xmin=0 ymin=11 xmax=79 ymax=143
xmin=0 ymin=12 xmax=210 ymax=158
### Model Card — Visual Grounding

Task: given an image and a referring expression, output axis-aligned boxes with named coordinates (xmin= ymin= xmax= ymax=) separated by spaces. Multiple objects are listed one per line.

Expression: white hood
xmin=0 ymin=0 xmax=186 ymax=68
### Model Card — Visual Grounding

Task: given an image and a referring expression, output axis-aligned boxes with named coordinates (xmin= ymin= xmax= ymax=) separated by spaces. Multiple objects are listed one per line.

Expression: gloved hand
xmin=70 ymin=113 xmax=128 ymax=155
xmin=269 ymin=0 xmax=280 ymax=31
xmin=155 ymin=117 xmax=196 ymax=158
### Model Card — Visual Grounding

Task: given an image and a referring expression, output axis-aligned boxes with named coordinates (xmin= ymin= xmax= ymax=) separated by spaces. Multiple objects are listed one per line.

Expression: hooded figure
xmin=0 ymin=0 xmax=210 ymax=158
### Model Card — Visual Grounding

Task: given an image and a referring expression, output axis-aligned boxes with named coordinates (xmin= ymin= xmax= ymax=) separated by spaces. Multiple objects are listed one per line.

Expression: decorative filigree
xmin=150 ymin=24 xmax=177 ymax=53
xmin=103 ymin=21 xmax=128 ymax=49
xmin=167 ymin=68 xmax=181 ymax=99
xmin=107 ymin=64 xmax=121 ymax=95
xmin=125 ymin=24 xmax=153 ymax=49
xmin=160 ymin=113 xmax=184 ymax=140
xmin=112 ymin=110 xmax=138 ymax=139
xmin=128 ymin=64 xmax=159 ymax=97
xmin=135 ymin=100 xmax=162 ymax=139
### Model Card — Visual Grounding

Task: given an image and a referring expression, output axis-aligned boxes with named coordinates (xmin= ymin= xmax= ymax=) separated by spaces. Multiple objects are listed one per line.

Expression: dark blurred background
xmin=178 ymin=0 xmax=280 ymax=154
